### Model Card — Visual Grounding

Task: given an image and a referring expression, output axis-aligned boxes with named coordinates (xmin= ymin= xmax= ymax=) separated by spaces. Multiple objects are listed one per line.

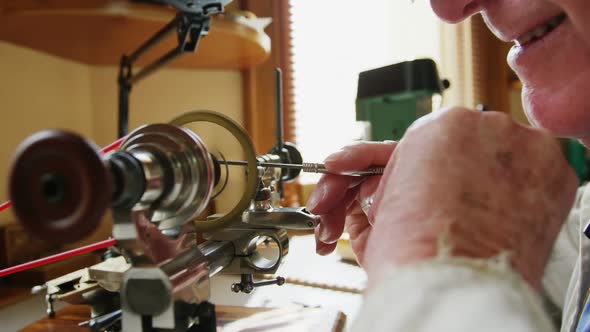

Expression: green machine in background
xmin=565 ymin=139 xmax=590 ymax=184
xmin=356 ymin=59 xmax=449 ymax=141
xmin=356 ymin=59 xmax=590 ymax=184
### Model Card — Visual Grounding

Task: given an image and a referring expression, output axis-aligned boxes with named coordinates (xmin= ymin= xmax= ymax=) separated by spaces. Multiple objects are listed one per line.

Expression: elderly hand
xmin=308 ymin=108 xmax=578 ymax=289
xmin=306 ymin=141 xmax=396 ymax=263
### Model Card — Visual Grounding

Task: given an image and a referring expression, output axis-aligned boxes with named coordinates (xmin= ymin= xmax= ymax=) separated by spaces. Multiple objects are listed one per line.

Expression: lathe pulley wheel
xmin=170 ymin=110 xmax=258 ymax=231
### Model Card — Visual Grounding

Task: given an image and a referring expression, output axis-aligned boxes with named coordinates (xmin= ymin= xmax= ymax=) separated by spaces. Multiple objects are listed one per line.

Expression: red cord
xmin=0 ymin=201 xmax=10 ymax=213
xmin=101 ymin=136 xmax=126 ymax=154
xmin=0 ymin=136 xmax=125 ymax=214
xmin=0 ymin=238 xmax=117 ymax=277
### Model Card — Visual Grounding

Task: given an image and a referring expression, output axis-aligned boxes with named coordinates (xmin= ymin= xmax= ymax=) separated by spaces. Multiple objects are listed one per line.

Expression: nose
xmin=430 ymin=0 xmax=481 ymax=23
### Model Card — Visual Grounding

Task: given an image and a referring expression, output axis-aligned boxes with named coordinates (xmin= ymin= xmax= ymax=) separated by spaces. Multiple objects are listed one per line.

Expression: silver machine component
xmin=11 ymin=2 xmax=322 ymax=329
xmin=221 ymin=160 xmax=386 ymax=177
xmin=108 ymin=122 xmax=218 ymax=331
xmin=300 ymin=162 xmax=385 ymax=177
xmin=26 ymin=110 xmax=319 ymax=332
xmin=244 ymin=207 xmax=320 ymax=230
xmin=119 ymin=123 xmax=215 ymax=229
xmin=110 ymin=113 xmax=315 ymax=331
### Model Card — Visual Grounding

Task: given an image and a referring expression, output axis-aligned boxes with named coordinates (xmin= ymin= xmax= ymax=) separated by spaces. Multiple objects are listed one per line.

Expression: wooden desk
xmin=0 ymin=286 xmax=33 ymax=311
xmin=20 ymin=304 xmax=346 ymax=332
xmin=19 ymin=305 xmax=270 ymax=332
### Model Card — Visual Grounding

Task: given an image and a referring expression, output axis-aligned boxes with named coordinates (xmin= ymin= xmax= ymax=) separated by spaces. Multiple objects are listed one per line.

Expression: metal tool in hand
xmin=220 ymin=160 xmax=385 ymax=177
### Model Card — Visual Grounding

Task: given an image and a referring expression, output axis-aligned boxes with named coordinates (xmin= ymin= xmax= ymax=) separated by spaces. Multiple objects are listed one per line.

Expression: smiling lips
xmin=515 ymin=13 xmax=567 ymax=46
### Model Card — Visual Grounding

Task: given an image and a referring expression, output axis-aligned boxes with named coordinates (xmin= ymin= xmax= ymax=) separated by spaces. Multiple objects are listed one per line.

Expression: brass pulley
xmin=170 ymin=110 xmax=259 ymax=231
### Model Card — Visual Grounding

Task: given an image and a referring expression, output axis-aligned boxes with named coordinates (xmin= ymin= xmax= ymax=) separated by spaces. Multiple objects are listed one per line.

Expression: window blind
xmin=440 ymin=14 xmax=512 ymax=111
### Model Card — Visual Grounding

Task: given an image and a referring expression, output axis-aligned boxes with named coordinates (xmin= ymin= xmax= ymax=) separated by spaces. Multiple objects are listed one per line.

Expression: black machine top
xmin=356 ymin=58 xmax=450 ymax=100
xmin=141 ymin=0 xmax=232 ymax=15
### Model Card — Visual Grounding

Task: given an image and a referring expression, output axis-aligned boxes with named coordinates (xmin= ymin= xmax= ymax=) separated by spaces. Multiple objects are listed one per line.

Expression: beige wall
xmin=0 ymin=42 xmax=245 ymax=233
xmin=89 ymin=67 xmax=243 ymax=146
xmin=0 ymin=42 xmax=93 ymax=224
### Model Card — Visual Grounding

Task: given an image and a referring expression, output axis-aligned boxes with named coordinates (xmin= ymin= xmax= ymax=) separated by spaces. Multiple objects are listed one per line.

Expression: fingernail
xmin=324 ymin=148 xmax=349 ymax=164
xmin=315 ymin=240 xmax=322 ymax=255
xmin=318 ymin=223 xmax=332 ymax=243
xmin=317 ymin=246 xmax=330 ymax=256
xmin=306 ymin=183 xmax=325 ymax=212
xmin=317 ymin=242 xmax=336 ymax=256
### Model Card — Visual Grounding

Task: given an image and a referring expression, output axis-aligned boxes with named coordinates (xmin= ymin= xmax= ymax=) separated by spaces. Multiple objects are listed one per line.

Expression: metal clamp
xmin=118 ymin=7 xmax=224 ymax=137
xmin=231 ymin=274 xmax=285 ymax=294
xmin=243 ymin=207 xmax=319 ymax=230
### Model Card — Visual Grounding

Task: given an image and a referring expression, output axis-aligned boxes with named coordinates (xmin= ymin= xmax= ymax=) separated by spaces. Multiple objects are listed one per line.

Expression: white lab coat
xmin=353 ymin=185 xmax=588 ymax=331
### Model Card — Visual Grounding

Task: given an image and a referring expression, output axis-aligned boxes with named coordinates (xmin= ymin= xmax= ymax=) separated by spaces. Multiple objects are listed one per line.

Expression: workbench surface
xmin=19 ymin=304 xmax=346 ymax=332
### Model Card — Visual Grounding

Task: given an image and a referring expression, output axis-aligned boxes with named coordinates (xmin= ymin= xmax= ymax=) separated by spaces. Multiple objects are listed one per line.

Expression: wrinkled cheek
xmin=560 ymin=0 xmax=590 ymax=46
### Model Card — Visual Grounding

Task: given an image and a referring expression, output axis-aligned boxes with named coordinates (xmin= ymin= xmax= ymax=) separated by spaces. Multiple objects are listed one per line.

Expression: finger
xmin=306 ymin=174 xmax=353 ymax=214
xmin=344 ymin=201 xmax=372 ymax=265
xmin=316 ymin=208 xmax=345 ymax=244
xmin=345 ymin=201 xmax=372 ymax=240
xmin=348 ymin=176 xmax=367 ymax=189
xmin=315 ymin=241 xmax=338 ymax=256
xmin=359 ymin=175 xmax=381 ymax=198
xmin=343 ymin=186 xmax=360 ymax=210
xmin=324 ymin=141 xmax=397 ymax=172
xmin=358 ymin=176 xmax=381 ymax=224
xmin=316 ymin=190 xmax=357 ymax=244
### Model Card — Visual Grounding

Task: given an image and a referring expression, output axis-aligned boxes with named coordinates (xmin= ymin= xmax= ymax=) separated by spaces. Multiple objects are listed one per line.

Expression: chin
xmin=522 ymin=82 xmax=590 ymax=140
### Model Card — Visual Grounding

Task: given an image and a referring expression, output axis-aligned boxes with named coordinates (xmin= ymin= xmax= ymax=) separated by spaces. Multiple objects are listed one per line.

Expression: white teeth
xmin=533 ymin=26 xmax=548 ymax=38
xmin=547 ymin=16 xmax=563 ymax=29
xmin=515 ymin=14 xmax=566 ymax=46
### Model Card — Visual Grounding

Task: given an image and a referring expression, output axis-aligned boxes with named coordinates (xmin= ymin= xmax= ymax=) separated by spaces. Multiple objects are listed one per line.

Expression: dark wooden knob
xmin=9 ymin=130 xmax=112 ymax=243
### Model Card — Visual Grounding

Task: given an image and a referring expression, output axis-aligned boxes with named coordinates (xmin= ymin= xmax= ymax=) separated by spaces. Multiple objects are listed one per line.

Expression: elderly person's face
xmin=429 ymin=0 xmax=590 ymax=145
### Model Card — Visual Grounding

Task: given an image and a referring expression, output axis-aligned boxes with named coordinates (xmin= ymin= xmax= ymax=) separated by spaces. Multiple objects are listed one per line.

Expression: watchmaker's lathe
xmin=9 ymin=110 xmax=318 ymax=332
xmin=3 ymin=0 xmax=322 ymax=330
